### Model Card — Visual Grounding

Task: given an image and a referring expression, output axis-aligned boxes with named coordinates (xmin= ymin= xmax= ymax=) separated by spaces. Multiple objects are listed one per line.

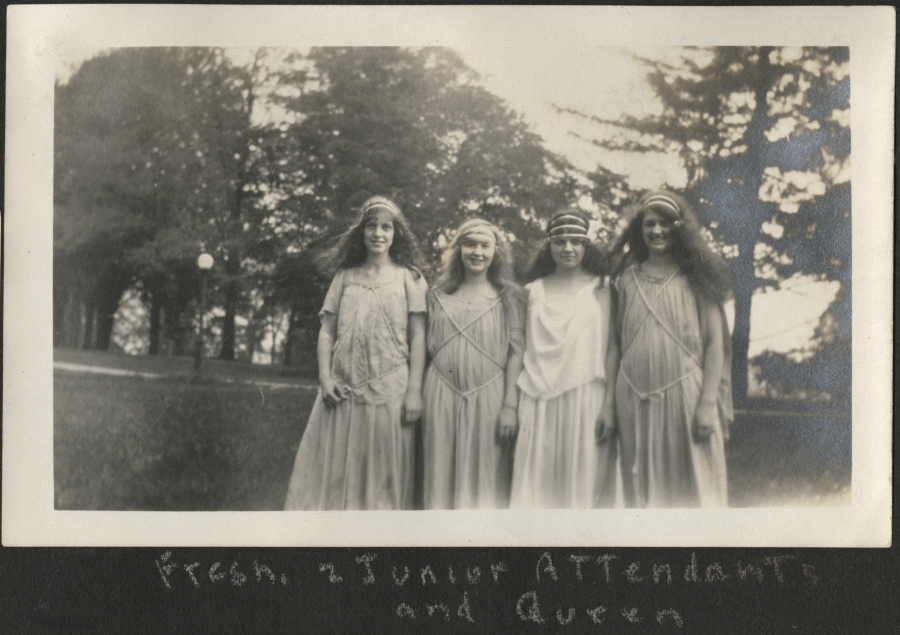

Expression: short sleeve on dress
xmin=318 ymin=269 xmax=346 ymax=320
xmin=405 ymin=268 xmax=428 ymax=313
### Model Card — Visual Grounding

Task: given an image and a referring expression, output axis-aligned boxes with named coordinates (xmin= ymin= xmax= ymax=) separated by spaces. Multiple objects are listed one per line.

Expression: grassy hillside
xmin=54 ymin=351 xmax=850 ymax=510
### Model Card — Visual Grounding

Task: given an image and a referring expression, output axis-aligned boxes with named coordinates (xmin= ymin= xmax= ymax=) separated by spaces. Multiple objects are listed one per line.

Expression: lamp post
xmin=194 ymin=253 xmax=214 ymax=373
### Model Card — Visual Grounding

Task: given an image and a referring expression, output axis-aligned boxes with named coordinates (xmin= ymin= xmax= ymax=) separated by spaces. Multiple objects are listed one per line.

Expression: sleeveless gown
xmin=422 ymin=289 xmax=525 ymax=509
xmin=615 ymin=265 xmax=730 ymax=508
xmin=510 ymin=277 xmax=618 ymax=508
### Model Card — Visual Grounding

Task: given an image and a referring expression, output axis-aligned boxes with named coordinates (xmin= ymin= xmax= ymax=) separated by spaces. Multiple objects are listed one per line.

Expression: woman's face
xmin=363 ymin=211 xmax=395 ymax=256
xmin=550 ymin=237 xmax=586 ymax=270
xmin=459 ymin=234 xmax=496 ymax=277
xmin=641 ymin=209 xmax=674 ymax=256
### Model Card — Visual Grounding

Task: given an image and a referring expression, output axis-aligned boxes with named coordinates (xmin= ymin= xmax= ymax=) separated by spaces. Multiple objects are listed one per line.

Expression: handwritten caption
xmin=155 ymin=551 xmax=819 ymax=628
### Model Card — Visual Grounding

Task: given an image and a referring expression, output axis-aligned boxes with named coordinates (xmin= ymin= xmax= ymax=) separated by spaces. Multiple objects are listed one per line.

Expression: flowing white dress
xmin=422 ymin=289 xmax=525 ymax=509
xmin=510 ymin=277 xmax=618 ymax=508
xmin=614 ymin=265 xmax=730 ymax=508
xmin=284 ymin=267 xmax=428 ymax=511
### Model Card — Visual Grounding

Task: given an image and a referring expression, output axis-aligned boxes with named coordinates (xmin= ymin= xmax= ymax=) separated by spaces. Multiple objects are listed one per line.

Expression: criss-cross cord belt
xmin=619 ymin=268 xmax=702 ymax=507
xmin=429 ymin=293 xmax=507 ymax=433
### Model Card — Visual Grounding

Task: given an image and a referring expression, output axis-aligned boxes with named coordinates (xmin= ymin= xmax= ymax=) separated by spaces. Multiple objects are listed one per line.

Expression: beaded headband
xmin=641 ymin=193 xmax=682 ymax=218
xmin=547 ymin=213 xmax=590 ymax=240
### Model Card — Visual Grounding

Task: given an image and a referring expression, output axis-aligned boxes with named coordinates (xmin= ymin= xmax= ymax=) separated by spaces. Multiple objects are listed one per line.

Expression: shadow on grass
xmin=727 ymin=411 xmax=851 ymax=506
xmin=55 ymin=372 xmax=317 ymax=510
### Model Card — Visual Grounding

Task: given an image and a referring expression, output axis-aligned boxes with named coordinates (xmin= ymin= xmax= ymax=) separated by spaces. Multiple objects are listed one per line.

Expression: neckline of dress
xmin=538 ymin=275 xmax=599 ymax=294
xmin=436 ymin=289 xmax=501 ymax=304
xmin=346 ymin=267 xmax=402 ymax=288
xmin=635 ymin=264 xmax=681 ymax=284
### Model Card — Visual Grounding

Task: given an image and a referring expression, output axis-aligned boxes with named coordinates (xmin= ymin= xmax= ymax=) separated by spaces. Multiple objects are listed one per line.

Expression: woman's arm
xmin=596 ymin=301 xmax=620 ymax=443
xmin=317 ymin=313 xmax=345 ymax=408
xmin=693 ymin=294 xmax=725 ymax=441
xmin=403 ymin=312 xmax=426 ymax=425
xmin=497 ymin=346 xmax=524 ymax=440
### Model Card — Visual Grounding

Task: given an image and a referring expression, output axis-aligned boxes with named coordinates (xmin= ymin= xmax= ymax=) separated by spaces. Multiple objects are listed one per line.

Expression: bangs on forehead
xmin=642 ymin=205 xmax=679 ymax=221
xmin=460 ymin=230 xmax=497 ymax=244
xmin=364 ymin=208 xmax=396 ymax=224
xmin=550 ymin=235 xmax=588 ymax=243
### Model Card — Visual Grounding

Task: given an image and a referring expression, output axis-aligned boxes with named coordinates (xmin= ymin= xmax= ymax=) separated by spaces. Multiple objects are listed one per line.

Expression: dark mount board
xmin=2 ymin=546 xmax=897 ymax=633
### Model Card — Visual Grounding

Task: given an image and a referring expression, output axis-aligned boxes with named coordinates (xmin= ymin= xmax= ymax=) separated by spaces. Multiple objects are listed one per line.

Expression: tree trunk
xmin=730 ymin=242 xmax=755 ymax=408
xmin=53 ymin=272 xmax=68 ymax=348
xmin=283 ymin=309 xmax=298 ymax=366
xmin=81 ymin=301 xmax=96 ymax=350
xmin=270 ymin=318 xmax=278 ymax=365
xmin=727 ymin=46 xmax=777 ymax=408
xmin=94 ymin=285 xmax=122 ymax=351
xmin=53 ymin=294 xmax=66 ymax=348
xmin=219 ymin=259 xmax=240 ymax=361
xmin=148 ymin=295 xmax=162 ymax=355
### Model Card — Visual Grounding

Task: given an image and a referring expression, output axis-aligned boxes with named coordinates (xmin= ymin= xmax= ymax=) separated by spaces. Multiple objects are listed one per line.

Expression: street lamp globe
xmin=197 ymin=253 xmax=214 ymax=270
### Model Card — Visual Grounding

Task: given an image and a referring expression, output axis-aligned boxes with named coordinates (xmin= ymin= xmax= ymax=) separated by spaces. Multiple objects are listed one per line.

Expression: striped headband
xmin=361 ymin=196 xmax=402 ymax=217
xmin=641 ymin=193 xmax=682 ymax=218
xmin=547 ymin=213 xmax=590 ymax=240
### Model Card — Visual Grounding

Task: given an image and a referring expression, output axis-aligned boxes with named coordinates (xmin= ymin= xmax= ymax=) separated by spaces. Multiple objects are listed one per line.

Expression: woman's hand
xmin=693 ymin=400 xmax=717 ymax=441
xmin=497 ymin=405 xmax=518 ymax=441
xmin=319 ymin=376 xmax=346 ymax=408
xmin=595 ymin=402 xmax=615 ymax=444
xmin=402 ymin=390 xmax=423 ymax=426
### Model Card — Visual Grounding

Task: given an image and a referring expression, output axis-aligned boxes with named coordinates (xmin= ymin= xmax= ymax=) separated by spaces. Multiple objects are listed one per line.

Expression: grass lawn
xmin=54 ymin=351 xmax=850 ymax=510
xmin=55 ymin=370 xmax=317 ymax=510
xmin=727 ymin=411 xmax=850 ymax=506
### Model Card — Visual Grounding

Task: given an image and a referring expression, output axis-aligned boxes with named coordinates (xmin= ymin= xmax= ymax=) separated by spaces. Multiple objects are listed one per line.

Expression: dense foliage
xmin=55 ymin=46 xmax=626 ymax=360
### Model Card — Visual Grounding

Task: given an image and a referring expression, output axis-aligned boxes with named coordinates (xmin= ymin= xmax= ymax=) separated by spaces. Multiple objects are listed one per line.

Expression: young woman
xmin=422 ymin=219 xmax=525 ymax=510
xmin=284 ymin=196 xmax=428 ymax=511
xmin=510 ymin=210 xmax=619 ymax=509
xmin=609 ymin=190 xmax=733 ymax=508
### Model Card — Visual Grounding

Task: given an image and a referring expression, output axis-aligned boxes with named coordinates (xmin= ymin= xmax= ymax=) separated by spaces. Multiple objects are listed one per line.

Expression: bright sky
xmin=61 ymin=46 xmax=841 ymax=360
xmin=458 ymin=46 xmax=685 ymax=189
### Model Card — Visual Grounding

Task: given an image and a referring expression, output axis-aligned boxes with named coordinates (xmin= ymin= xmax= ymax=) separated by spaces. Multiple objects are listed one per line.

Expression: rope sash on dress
xmin=619 ymin=267 xmax=701 ymax=508
xmin=431 ymin=293 xmax=505 ymax=367
xmin=430 ymin=292 xmax=507 ymax=504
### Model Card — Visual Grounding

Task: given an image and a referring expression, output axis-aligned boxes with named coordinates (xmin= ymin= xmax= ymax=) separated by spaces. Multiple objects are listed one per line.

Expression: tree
xmin=55 ymin=47 xmax=279 ymax=359
xmin=56 ymin=46 xmax=632 ymax=362
xmin=566 ymin=47 xmax=850 ymax=406
xmin=272 ymin=47 xmax=610 ymax=277
xmin=132 ymin=47 xmax=277 ymax=361
xmin=54 ymin=48 xmax=192 ymax=350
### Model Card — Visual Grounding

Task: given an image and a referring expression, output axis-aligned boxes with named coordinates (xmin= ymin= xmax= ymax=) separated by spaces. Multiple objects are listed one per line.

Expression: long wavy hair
xmin=525 ymin=208 xmax=609 ymax=283
xmin=328 ymin=196 xmax=423 ymax=278
xmin=608 ymin=190 xmax=732 ymax=303
xmin=434 ymin=218 xmax=521 ymax=314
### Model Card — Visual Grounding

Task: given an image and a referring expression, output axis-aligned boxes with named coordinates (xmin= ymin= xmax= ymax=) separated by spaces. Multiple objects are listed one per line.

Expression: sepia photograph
xmin=4 ymin=6 xmax=892 ymax=546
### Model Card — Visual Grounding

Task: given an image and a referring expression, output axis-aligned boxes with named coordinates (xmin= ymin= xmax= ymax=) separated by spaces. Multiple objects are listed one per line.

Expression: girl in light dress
xmin=510 ymin=210 xmax=619 ymax=509
xmin=284 ymin=196 xmax=428 ymax=511
xmin=609 ymin=191 xmax=733 ymax=508
xmin=422 ymin=219 xmax=525 ymax=510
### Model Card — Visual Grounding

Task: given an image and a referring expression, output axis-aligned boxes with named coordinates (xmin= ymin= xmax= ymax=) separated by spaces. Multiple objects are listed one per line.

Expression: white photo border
xmin=3 ymin=5 xmax=893 ymax=547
